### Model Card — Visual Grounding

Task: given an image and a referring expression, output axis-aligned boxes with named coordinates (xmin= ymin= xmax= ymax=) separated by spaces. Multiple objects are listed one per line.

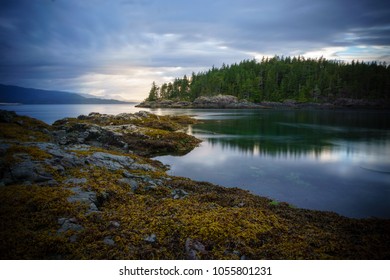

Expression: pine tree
xmin=146 ymin=81 xmax=159 ymax=101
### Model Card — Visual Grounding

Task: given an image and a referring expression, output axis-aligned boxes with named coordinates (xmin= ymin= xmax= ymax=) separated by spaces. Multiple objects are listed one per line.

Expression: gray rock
xmin=136 ymin=111 xmax=151 ymax=118
xmin=123 ymin=171 xmax=150 ymax=180
xmin=34 ymin=143 xmax=63 ymax=157
xmin=64 ymin=144 xmax=91 ymax=151
xmin=103 ymin=236 xmax=115 ymax=246
xmin=109 ymin=221 xmax=120 ymax=229
xmin=144 ymin=184 xmax=157 ymax=191
xmin=172 ymin=189 xmax=189 ymax=199
xmin=122 ymin=170 xmax=133 ymax=178
xmin=144 ymin=233 xmax=157 ymax=243
xmin=67 ymin=186 xmax=99 ymax=213
xmin=64 ymin=177 xmax=88 ymax=185
xmin=130 ymin=162 xmax=156 ymax=171
xmin=6 ymin=159 xmax=54 ymax=185
xmin=87 ymin=152 xmax=135 ymax=170
xmin=57 ymin=218 xmax=84 ymax=234
xmin=34 ymin=142 xmax=84 ymax=168
xmin=87 ymin=151 xmax=155 ymax=172
xmin=117 ymin=178 xmax=139 ymax=191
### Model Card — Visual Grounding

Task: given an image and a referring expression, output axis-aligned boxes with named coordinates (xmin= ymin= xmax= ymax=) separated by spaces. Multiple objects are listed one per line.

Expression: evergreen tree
xmin=146 ymin=81 xmax=159 ymax=101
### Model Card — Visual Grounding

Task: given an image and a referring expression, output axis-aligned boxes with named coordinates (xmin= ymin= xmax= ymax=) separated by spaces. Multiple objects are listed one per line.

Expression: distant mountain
xmin=0 ymin=84 xmax=132 ymax=104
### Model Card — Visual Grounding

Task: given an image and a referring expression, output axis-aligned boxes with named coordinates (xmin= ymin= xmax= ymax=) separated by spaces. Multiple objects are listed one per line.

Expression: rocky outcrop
xmin=137 ymin=95 xmax=267 ymax=109
xmin=137 ymin=96 xmax=390 ymax=109
xmin=331 ymin=98 xmax=390 ymax=108
xmin=51 ymin=111 xmax=200 ymax=157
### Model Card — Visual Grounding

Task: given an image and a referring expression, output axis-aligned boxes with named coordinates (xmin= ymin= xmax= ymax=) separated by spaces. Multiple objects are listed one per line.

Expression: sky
xmin=1 ymin=0 xmax=389 ymax=101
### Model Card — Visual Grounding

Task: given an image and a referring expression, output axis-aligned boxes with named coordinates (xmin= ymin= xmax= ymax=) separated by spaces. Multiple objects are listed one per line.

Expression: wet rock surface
xmin=0 ymin=109 xmax=389 ymax=260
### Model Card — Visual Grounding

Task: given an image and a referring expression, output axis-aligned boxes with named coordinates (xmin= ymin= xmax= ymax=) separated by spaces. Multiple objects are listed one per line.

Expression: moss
xmin=0 ymin=116 xmax=52 ymax=142
xmin=0 ymin=185 xmax=76 ymax=259
xmin=5 ymin=145 xmax=52 ymax=163
xmin=53 ymin=112 xmax=201 ymax=157
xmin=53 ymin=113 xmax=197 ymax=131
xmin=131 ymin=114 xmax=197 ymax=131
xmin=2 ymin=162 xmax=390 ymax=259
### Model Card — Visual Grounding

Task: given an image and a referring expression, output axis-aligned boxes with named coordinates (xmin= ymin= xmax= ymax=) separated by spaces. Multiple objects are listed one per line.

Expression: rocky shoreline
xmin=1 ymin=109 xmax=389 ymax=259
xmin=137 ymin=94 xmax=390 ymax=110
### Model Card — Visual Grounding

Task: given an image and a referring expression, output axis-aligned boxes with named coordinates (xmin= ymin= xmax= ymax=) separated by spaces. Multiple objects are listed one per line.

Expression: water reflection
xmin=190 ymin=109 xmax=390 ymax=160
xmin=157 ymin=109 xmax=390 ymax=218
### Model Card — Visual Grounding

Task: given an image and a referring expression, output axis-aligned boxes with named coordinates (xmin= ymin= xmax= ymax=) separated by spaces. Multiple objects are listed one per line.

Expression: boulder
xmin=193 ymin=95 xmax=238 ymax=108
xmin=103 ymin=236 xmax=116 ymax=246
xmin=144 ymin=233 xmax=157 ymax=243
xmin=109 ymin=221 xmax=120 ymax=229
xmin=5 ymin=158 xmax=54 ymax=185
xmin=87 ymin=152 xmax=155 ymax=171
xmin=172 ymin=189 xmax=189 ymax=199
xmin=52 ymin=122 xmax=127 ymax=150
xmin=57 ymin=217 xmax=84 ymax=234
xmin=67 ymin=186 xmax=99 ymax=213
xmin=117 ymin=178 xmax=139 ymax=191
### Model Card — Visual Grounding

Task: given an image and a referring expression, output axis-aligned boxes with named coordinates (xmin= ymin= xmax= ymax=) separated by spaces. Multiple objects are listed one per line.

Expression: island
xmin=0 ymin=109 xmax=389 ymax=259
xmin=137 ymin=56 xmax=390 ymax=109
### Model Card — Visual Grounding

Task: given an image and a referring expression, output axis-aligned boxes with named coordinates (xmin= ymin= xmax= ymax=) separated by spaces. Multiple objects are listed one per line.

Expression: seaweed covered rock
xmin=52 ymin=111 xmax=200 ymax=157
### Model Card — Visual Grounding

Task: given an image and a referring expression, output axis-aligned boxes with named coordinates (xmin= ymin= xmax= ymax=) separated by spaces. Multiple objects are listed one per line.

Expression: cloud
xmin=0 ymin=0 xmax=389 ymax=101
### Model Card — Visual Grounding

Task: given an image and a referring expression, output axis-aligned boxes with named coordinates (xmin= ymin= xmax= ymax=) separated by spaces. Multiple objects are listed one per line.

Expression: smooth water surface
xmin=156 ymin=109 xmax=390 ymax=218
xmin=1 ymin=104 xmax=140 ymax=124
xmin=2 ymin=104 xmax=389 ymax=218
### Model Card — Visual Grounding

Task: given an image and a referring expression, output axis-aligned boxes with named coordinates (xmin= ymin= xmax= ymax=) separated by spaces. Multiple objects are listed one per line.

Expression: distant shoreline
xmin=0 ymin=102 xmax=136 ymax=105
xmin=0 ymin=103 xmax=21 ymax=106
xmin=0 ymin=84 xmax=137 ymax=105
xmin=136 ymin=95 xmax=390 ymax=110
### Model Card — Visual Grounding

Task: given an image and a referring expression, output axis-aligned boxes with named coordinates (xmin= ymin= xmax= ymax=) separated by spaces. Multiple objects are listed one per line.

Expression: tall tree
xmin=146 ymin=81 xmax=159 ymax=101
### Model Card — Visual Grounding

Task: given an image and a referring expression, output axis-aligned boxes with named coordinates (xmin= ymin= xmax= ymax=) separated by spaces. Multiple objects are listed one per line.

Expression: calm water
xmin=2 ymin=104 xmax=390 ymax=218
xmin=0 ymin=104 xmax=141 ymax=124
xmin=156 ymin=109 xmax=390 ymax=219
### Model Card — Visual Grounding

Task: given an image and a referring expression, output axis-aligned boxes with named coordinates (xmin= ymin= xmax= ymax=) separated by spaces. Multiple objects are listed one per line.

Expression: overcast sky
xmin=1 ymin=0 xmax=389 ymax=101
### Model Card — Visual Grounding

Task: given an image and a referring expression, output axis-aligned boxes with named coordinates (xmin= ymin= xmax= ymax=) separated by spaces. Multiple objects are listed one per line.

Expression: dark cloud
xmin=0 ymin=0 xmax=389 ymax=100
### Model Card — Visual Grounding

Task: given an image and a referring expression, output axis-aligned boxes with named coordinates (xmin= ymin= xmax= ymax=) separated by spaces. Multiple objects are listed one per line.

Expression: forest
xmin=146 ymin=56 xmax=390 ymax=103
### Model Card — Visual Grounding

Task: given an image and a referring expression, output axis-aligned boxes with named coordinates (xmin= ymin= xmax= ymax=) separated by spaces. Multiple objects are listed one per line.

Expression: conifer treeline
xmin=147 ymin=56 xmax=390 ymax=102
